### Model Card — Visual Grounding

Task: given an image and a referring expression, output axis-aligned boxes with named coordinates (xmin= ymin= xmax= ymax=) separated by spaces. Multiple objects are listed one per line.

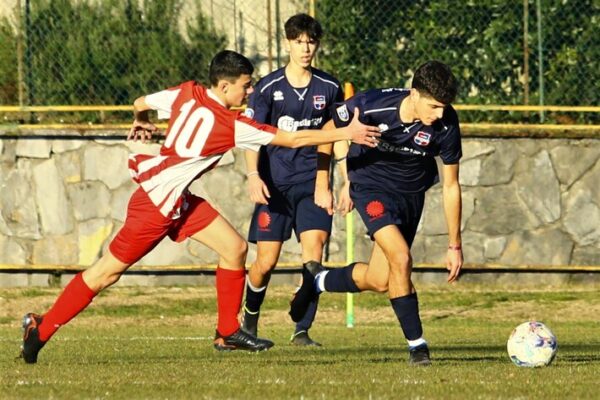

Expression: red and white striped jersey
xmin=129 ymin=81 xmax=277 ymax=218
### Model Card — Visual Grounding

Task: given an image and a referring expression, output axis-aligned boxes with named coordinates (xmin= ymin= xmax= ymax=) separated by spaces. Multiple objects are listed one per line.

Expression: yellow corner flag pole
xmin=344 ymin=82 xmax=355 ymax=328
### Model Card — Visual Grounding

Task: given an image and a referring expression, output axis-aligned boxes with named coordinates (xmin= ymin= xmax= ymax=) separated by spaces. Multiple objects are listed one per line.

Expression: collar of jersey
xmin=207 ymin=89 xmax=226 ymax=107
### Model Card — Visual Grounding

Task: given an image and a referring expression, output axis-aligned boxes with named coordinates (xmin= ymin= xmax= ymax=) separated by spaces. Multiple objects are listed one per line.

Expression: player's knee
xmin=387 ymin=251 xmax=412 ymax=272
xmin=370 ymin=281 xmax=389 ymax=293
xmin=230 ymin=239 xmax=248 ymax=260
xmin=254 ymin=257 xmax=277 ymax=274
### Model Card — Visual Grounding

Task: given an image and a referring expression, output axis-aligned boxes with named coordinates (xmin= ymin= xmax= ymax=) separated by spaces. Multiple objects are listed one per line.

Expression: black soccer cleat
xmin=213 ymin=328 xmax=274 ymax=352
xmin=289 ymin=261 xmax=324 ymax=322
xmin=20 ymin=313 xmax=46 ymax=364
xmin=241 ymin=307 xmax=259 ymax=337
xmin=290 ymin=330 xmax=322 ymax=347
xmin=408 ymin=344 xmax=431 ymax=366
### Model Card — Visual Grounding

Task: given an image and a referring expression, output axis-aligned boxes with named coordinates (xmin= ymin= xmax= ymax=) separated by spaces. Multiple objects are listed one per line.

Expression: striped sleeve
xmin=233 ymin=114 xmax=277 ymax=152
xmin=145 ymin=88 xmax=181 ymax=120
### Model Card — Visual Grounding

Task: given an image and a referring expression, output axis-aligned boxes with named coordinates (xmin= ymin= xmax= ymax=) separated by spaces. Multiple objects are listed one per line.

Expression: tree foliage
xmin=0 ymin=18 xmax=18 ymax=104
xmin=0 ymin=0 xmax=226 ymax=106
xmin=317 ymin=0 xmax=598 ymax=122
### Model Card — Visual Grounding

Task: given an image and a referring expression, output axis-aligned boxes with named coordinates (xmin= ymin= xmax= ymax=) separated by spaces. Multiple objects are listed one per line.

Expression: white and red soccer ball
xmin=507 ymin=321 xmax=558 ymax=367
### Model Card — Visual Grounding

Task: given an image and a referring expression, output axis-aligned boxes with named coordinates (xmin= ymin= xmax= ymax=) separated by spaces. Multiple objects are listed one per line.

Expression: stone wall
xmin=1 ymin=134 xmax=599 ymax=277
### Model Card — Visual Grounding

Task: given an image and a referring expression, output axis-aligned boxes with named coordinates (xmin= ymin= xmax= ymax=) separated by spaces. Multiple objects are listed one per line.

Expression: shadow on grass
xmin=19 ymin=342 xmax=600 ymax=367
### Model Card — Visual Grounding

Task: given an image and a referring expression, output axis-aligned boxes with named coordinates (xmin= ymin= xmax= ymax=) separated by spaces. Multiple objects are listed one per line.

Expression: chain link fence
xmin=0 ymin=0 xmax=598 ymax=123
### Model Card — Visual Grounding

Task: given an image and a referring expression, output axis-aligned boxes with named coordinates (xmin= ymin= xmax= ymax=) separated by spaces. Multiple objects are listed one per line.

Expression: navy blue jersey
xmin=245 ymin=68 xmax=344 ymax=186
xmin=331 ymin=88 xmax=462 ymax=194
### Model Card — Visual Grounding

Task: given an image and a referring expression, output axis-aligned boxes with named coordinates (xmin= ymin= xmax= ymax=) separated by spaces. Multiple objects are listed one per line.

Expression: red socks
xmin=38 ymin=272 xmax=97 ymax=341
xmin=37 ymin=268 xmax=245 ymax=341
xmin=215 ymin=267 xmax=245 ymax=336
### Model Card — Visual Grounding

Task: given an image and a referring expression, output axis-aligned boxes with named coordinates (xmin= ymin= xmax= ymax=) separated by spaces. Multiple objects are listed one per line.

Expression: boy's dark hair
xmin=208 ymin=50 xmax=254 ymax=86
xmin=412 ymin=61 xmax=458 ymax=104
xmin=284 ymin=13 xmax=323 ymax=41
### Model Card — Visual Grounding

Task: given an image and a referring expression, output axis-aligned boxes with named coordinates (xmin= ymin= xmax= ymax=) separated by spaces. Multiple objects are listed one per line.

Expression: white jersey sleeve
xmin=233 ymin=118 xmax=276 ymax=152
xmin=145 ymin=88 xmax=181 ymax=120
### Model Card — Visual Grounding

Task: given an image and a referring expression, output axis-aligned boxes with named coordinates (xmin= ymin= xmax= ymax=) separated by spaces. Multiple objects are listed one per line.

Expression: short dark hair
xmin=208 ymin=50 xmax=254 ymax=86
xmin=284 ymin=13 xmax=323 ymax=41
xmin=412 ymin=61 xmax=458 ymax=104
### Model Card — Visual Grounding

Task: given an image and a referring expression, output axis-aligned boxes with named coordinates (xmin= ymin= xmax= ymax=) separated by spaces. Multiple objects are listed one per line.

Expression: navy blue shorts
xmin=248 ymin=179 xmax=333 ymax=243
xmin=350 ymin=183 xmax=425 ymax=246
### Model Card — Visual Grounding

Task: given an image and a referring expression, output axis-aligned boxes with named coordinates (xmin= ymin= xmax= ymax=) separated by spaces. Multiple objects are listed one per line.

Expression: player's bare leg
xmin=372 ymin=226 xmax=414 ymax=298
xmin=373 ymin=225 xmax=430 ymax=365
xmin=351 ymin=243 xmax=390 ymax=293
xmin=82 ymin=252 xmax=132 ymax=292
xmin=310 ymin=225 xmax=429 ymax=365
xmin=21 ymin=252 xmax=131 ymax=364
xmin=191 ymin=216 xmax=273 ymax=352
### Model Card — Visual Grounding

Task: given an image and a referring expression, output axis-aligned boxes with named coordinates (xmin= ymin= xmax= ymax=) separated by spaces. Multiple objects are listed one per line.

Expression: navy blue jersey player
xmin=242 ymin=14 xmax=344 ymax=346
xmin=291 ymin=61 xmax=463 ymax=365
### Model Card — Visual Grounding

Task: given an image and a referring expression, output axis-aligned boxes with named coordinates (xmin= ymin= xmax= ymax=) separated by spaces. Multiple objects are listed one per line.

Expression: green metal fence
xmin=0 ymin=0 xmax=598 ymax=124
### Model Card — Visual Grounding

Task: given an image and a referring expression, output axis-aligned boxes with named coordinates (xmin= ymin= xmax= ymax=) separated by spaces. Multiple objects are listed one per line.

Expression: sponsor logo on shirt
xmin=336 ymin=104 xmax=349 ymax=122
xmin=245 ymin=108 xmax=254 ymax=118
xmin=366 ymin=200 xmax=385 ymax=221
xmin=277 ymin=115 xmax=323 ymax=132
xmin=378 ymin=123 xmax=389 ymax=132
xmin=313 ymin=95 xmax=326 ymax=110
xmin=414 ymin=131 xmax=431 ymax=146
xmin=273 ymin=90 xmax=284 ymax=101
xmin=258 ymin=211 xmax=271 ymax=231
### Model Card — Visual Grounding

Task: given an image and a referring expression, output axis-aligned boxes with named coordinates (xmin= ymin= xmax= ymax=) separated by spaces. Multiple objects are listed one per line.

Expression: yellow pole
xmin=344 ymin=82 xmax=355 ymax=328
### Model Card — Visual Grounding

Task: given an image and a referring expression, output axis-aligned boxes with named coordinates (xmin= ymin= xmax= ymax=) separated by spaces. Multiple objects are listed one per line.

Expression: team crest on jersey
xmin=273 ymin=90 xmax=284 ymax=101
xmin=414 ymin=131 xmax=431 ymax=146
xmin=313 ymin=95 xmax=326 ymax=110
xmin=244 ymin=108 xmax=254 ymax=118
xmin=378 ymin=123 xmax=389 ymax=132
xmin=336 ymin=104 xmax=349 ymax=122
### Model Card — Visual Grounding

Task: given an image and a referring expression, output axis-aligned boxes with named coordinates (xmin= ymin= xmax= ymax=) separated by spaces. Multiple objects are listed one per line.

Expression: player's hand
xmin=336 ymin=181 xmax=354 ymax=216
xmin=348 ymin=108 xmax=380 ymax=148
xmin=247 ymin=174 xmax=270 ymax=205
xmin=315 ymin=185 xmax=334 ymax=216
xmin=446 ymin=247 xmax=463 ymax=283
xmin=128 ymin=119 xmax=158 ymax=143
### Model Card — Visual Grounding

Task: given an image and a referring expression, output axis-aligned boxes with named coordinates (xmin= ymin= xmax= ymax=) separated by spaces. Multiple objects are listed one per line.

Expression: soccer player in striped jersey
xmin=20 ymin=50 xmax=380 ymax=364
xmin=241 ymin=14 xmax=343 ymax=346
xmin=290 ymin=61 xmax=464 ymax=365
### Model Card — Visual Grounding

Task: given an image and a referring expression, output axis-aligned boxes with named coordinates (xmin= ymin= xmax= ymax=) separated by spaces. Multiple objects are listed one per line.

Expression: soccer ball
xmin=507 ymin=321 xmax=557 ymax=367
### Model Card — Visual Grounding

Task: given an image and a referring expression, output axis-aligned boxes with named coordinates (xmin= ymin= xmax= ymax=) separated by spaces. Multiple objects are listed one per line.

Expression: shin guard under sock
xmin=244 ymin=280 xmax=267 ymax=314
xmin=390 ymin=292 xmax=423 ymax=341
xmin=295 ymin=296 xmax=319 ymax=333
xmin=38 ymin=272 xmax=97 ymax=341
xmin=216 ymin=267 xmax=245 ymax=336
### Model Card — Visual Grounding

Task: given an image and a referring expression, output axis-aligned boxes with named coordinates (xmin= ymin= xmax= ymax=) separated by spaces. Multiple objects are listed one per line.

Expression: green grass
xmin=1 ymin=285 xmax=599 ymax=399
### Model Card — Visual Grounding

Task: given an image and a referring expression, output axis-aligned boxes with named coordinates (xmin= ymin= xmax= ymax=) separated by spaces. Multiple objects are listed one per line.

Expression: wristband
xmin=246 ymin=171 xmax=259 ymax=177
xmin=448 ymin=244 xmax=462 ymax=251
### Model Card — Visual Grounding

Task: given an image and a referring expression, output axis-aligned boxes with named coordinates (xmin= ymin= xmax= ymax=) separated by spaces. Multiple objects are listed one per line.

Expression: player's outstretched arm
xmin=269 ymin=108 xmax=379 ymax=148
xmin=128 ymin=96 xmax=159 ymax=143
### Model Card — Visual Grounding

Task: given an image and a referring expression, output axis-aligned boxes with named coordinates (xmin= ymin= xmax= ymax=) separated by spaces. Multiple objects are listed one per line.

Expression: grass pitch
xmin=1 ymin=283 xmax=599 ymax=399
